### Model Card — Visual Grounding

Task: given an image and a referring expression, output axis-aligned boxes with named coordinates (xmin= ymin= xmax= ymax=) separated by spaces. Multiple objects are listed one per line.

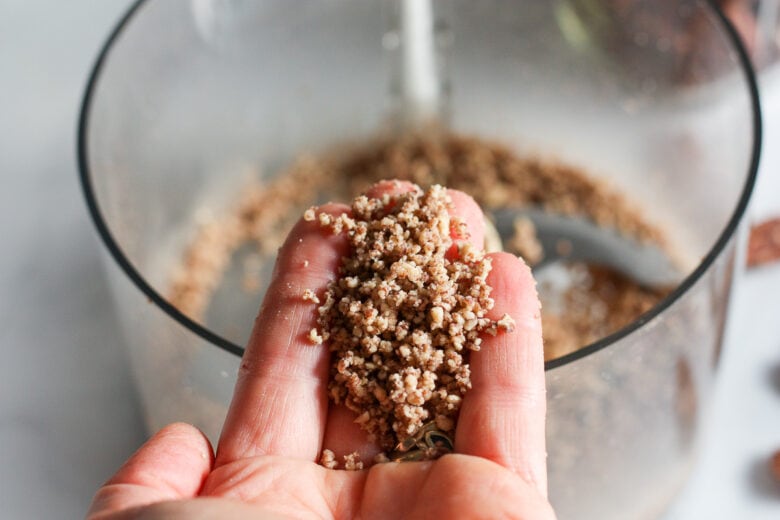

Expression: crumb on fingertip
xmin=497 ymin=313 xmax=516 ymax=333
xmin=308 ymin=328 xmax=323 ymax=345
xmin=302 ymin=288 xmax=320 ymax=304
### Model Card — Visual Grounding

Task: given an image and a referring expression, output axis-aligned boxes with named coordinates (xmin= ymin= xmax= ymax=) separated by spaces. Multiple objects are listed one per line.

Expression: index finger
xmin=215 ymin=203 xmax=349 ymax=466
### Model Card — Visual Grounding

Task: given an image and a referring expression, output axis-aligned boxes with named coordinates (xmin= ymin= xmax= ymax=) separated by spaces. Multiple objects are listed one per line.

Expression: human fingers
xmin=454 ymin=253 xmax=548 ymax=496
xmin=87 ymin=423 xmax=214 ymax=519
xmin=216 ymin=203 xmax=350 ymax=466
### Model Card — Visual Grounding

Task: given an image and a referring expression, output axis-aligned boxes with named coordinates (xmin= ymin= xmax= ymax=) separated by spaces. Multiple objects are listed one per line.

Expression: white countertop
xmin=0 ymin=2 xmax=147 ymax=519
xmin=1 ymin=1 xmax=778 ymax=518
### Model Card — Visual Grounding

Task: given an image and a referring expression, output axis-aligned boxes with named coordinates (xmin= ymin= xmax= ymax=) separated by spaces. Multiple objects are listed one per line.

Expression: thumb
xmin=87 ymin=423 xmax=214 ymax=519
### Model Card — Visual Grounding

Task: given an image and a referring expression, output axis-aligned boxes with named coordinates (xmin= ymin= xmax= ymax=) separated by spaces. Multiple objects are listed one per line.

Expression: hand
xmin=88 ymin=182 xmax=555 ymax=520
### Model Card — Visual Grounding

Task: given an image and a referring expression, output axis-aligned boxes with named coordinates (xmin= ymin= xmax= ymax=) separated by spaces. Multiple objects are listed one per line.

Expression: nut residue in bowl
xmin=169 ymin=132 xmax=674 ymax=362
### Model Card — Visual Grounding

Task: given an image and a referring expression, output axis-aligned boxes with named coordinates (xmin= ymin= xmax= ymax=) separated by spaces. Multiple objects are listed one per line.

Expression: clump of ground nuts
xmin=305 ymin=184 xmax=515 ymax=461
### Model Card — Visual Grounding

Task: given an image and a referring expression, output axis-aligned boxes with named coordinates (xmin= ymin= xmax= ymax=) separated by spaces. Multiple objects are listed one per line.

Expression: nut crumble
xmin=313 ymin=184 xmax=514 ymax=455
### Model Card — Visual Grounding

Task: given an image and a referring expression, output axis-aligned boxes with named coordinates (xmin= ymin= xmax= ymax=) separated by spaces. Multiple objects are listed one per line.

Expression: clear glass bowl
xmin=79 ymin=1 xmax=760 ymax=518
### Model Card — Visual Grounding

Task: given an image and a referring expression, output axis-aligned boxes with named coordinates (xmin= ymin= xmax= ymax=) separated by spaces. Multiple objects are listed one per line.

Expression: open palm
xmin=88 ymin=183 xmax=555 ymax=520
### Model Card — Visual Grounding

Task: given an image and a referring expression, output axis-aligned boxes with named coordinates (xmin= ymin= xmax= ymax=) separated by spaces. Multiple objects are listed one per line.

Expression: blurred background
xmin=0 ymin=1 xmax=778 ymax=518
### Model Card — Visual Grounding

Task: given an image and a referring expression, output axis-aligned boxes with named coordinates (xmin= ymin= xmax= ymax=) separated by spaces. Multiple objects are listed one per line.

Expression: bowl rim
xmin=78 ymin=0 xmax=762 ymax=370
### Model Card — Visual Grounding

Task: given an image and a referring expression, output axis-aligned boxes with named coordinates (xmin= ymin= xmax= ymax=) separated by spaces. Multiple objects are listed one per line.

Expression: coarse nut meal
xmin=307 ymin=183 xmax=514 ymax=467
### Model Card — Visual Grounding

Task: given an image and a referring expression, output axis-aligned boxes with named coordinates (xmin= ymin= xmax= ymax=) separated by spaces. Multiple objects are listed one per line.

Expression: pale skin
xmin=88 ymin=181 xmax=556 ymax=520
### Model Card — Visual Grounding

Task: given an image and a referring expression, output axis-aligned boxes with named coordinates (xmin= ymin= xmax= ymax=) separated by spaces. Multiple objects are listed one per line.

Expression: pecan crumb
xmin=320 ymin=449 xmax=337 ymax=469
xmin=496 ymin=313 xmax=516 ymax=333
xmin=302 ymin=289 xmax=320 ymax=304
xmin=308 ymin=328 xmax=323 ymax=345
xmin=343 ymin=452 xmax=364 ymax=471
